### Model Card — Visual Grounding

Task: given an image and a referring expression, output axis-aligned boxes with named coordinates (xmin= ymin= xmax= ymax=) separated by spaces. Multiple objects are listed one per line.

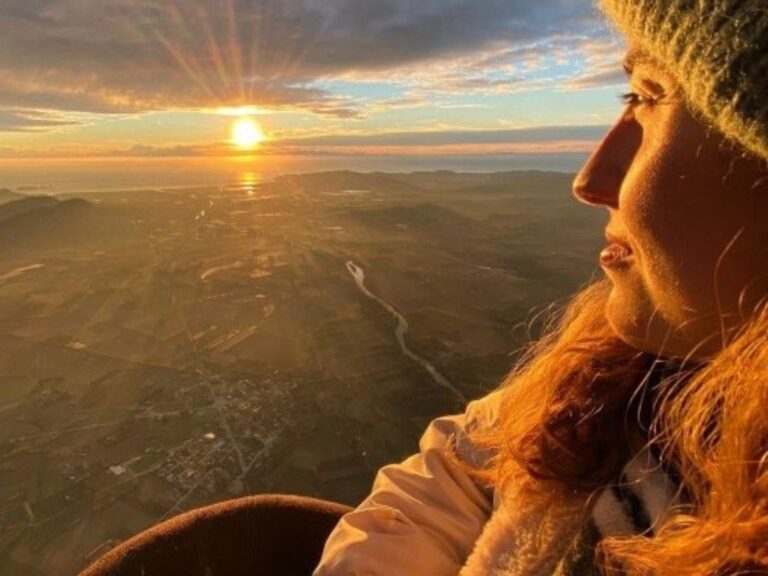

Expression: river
xmin=346 ymin=261 xmax=467 ymax=403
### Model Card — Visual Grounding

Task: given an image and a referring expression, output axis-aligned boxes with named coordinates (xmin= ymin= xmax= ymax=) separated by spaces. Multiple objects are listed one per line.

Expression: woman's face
xmin=573 ymin=47 xmax=768 ymax=361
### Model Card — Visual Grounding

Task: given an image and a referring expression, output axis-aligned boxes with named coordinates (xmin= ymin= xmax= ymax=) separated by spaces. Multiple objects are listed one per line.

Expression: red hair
xmin=469 ymin=279 xmax=768 ymax=574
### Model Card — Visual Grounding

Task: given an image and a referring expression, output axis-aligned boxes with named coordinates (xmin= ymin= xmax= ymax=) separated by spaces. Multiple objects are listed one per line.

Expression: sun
xmin=231 ymin=117 xmax=266 ymax=150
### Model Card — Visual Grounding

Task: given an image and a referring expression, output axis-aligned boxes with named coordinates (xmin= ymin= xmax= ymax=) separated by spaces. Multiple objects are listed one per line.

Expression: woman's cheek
xmin=626 ymin=169 xmax=699 ymax=313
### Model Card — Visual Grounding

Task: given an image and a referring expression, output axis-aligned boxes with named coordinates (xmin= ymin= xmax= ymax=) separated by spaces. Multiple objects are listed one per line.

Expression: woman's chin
xmin=605 ymin=282 xmax=664 ymax=354
xmin=605 ymin=288 xmax=718 ymax=360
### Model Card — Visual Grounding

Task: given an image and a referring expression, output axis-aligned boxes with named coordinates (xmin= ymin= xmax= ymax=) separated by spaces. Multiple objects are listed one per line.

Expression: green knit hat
xmin=599 ymin=0 xmax=768 ymax=161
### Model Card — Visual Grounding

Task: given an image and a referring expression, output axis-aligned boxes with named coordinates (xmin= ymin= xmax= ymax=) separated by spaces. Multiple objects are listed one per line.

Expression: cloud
xmin=0 ymin=108 xmax=79 ymax=131
xmin=271 ymin=124 xmax=608 ymax=156
xmin=0 ymin=124 xmax=609 ymax=158
xmin=0 ymin=0 xmax=611 ymax=124
xmin=276 ymin=125 xmax=609 ymax=147
xmin=335 ymin=34 xmax=625 ymax=99
xmin=563 ymin=38 xmax=627 ymax=90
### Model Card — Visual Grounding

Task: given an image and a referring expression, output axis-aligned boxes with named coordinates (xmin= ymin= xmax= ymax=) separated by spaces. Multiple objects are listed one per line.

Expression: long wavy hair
xmin=469 ymin=278 xmax=768 ymax=575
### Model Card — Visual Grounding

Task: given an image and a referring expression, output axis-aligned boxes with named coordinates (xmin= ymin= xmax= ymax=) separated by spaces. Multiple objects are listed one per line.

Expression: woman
xmin=314 ymin=0 xmax=768 ymax=575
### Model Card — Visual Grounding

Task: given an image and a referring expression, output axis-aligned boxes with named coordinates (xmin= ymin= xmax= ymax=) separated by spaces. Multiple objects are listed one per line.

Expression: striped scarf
xmin=553 ymin=446 xmax=684 ymax=576
xmin=459 ymin=446 xmax=686 ymax=576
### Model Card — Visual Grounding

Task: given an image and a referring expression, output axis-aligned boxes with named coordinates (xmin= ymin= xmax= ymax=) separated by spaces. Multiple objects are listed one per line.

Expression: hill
xmin=273 ymin=170 xmax=424 ymax=195
xmin=0 ymin=188 xmax=25 ymax=205
xmin=0 ymin=197 xmax=105 ymax=247
xmin=0 ymin=195 xmax=60 ymax=222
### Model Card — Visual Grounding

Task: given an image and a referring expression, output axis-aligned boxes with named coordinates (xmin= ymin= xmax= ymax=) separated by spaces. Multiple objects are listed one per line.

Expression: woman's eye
xmin=620 ymin=91 xmax=657 ymax=108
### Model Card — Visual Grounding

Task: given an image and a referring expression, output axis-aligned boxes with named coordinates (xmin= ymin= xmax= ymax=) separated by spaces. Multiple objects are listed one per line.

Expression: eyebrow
xmin=623 ymin=49 xmax=661 ymax=76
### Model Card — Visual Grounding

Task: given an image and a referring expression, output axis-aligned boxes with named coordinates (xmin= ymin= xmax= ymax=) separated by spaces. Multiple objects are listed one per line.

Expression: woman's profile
xmin=314 ymin=0 xmax=768 ymax=574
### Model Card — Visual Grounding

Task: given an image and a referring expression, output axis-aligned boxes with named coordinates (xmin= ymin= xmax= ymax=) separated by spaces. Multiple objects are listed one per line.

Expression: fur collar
xmin=459 ymin=495 xmax=586 ymax=576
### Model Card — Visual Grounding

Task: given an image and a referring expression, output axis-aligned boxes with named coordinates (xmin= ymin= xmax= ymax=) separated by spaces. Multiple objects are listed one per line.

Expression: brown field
xmin=0 ymin=170 xmax=605 ymax=575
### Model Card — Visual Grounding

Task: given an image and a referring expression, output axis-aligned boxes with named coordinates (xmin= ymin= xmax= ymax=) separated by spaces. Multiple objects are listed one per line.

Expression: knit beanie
xmin=598 ymin=0 xmax=768 ymax=161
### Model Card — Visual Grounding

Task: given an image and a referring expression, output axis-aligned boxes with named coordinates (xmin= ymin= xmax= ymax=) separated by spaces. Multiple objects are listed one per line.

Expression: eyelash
xmin=620 ymin=91 xmax=658 ymax=108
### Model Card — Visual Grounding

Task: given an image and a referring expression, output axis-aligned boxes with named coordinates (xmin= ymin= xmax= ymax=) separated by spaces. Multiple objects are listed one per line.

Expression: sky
xmin=0 ymin=0 xmax=631 ymax=160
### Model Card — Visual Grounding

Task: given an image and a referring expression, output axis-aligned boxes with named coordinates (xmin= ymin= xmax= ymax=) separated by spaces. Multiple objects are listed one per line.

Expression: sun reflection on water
xmin=241 ymin=171 xmax=259 ymax=196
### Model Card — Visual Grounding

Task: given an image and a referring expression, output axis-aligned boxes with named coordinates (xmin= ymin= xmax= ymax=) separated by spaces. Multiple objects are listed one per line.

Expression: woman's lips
xmin=600 ymin=243 xmax=634 ymax=267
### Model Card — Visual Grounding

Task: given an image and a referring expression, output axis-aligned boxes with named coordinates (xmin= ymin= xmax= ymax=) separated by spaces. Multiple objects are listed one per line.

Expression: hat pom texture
xmin=599 ymin=0 xmax=768 ymax=161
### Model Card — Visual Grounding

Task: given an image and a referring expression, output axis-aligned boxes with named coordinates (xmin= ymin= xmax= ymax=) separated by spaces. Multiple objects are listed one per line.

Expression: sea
xmin=0 ymin=153 xmax=588 ymax=193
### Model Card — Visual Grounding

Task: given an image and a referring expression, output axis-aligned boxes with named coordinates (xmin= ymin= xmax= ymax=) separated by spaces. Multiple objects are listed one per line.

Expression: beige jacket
xmin=313 ymin=391 xmax=505 ymax=575
xmin=312 ymin=389 xmax=676 ymax=576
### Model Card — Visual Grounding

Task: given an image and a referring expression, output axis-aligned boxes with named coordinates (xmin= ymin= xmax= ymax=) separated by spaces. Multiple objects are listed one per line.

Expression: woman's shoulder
xmin=465 ymin=388 xmax=504 ymax=430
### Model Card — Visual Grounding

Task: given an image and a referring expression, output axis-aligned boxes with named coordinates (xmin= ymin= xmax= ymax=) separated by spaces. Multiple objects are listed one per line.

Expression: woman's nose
xmin=572 ymin=115 xmax=642 ymax=208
